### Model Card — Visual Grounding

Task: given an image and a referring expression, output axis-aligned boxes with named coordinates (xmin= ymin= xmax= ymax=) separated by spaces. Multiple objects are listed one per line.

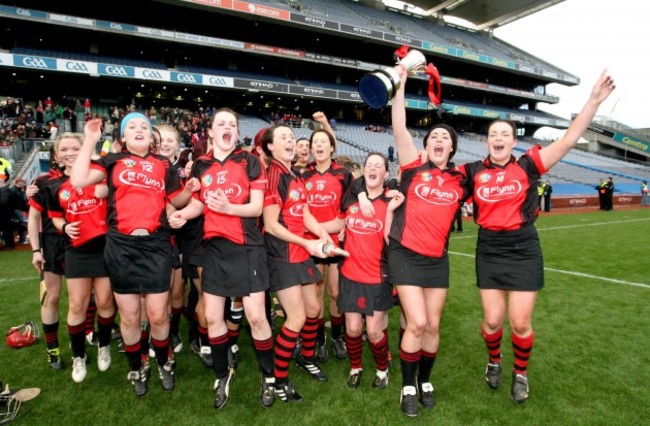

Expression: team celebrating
xmin=26 ymin=64 xmax=615 ymax=416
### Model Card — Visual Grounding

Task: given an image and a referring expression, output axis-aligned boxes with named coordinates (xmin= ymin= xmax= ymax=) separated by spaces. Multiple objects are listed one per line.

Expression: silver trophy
xmin=358 ymin=49 xmax=427 ymax=109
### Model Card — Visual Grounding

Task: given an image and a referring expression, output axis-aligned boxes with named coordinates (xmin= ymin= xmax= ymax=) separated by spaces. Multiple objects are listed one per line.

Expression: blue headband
xmin=120 ymin=112 xmax=152 ymax=138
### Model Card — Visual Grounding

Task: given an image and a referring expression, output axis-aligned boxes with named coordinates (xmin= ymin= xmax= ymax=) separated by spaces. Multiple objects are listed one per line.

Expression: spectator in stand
xmin=0 ymin=177 xmax=17 ymax=250
xmin=35 ymin=101 xmax=44 ymax=126
xmin=43 ymin=105 xmax=56 ymax=126
xmin=83 ymin=98 xmax=92 ymax=115
xmin=10 ymin=177 xmax=29 ymax=244
xmin=48 ymin=122 xmax=59 ymax=140
xmin=103 ymin=119 xmax=115 ymax=141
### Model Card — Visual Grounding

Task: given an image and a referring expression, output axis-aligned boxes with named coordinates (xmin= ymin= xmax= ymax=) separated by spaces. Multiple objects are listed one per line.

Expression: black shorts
xmin=176 ymin=232 xmax=202 ymax=279
xmin=42 ymin=232 xmax=69 ymax=275
xmin=338 ymin=274 xmax=393 ymax=316
xmin=388 ymin=239 xmax=449 ymax=288
xmin=171 ymin=242 xmax=182 ymax=270
xmin=65 ymin=236 xmax=108 ymax=279
xmin=268 ymin=258 xmax=323 ymax=292
xmin=312 ymin=254 xmax=344 ymax=266
xmin=201 ymin=238 xmax=269 ymax=298
xmin=476 ymin=225 xmax=543 ymax=291
xmin=189 ymin=241 xmax=205 ymax=268
xmin=104 ymin=230 xmax=172 ymax=295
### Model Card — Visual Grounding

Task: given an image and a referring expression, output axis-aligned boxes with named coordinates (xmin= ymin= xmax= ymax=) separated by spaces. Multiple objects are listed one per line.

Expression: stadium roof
xmin=397 ymin=0 xmax=566 ymax=30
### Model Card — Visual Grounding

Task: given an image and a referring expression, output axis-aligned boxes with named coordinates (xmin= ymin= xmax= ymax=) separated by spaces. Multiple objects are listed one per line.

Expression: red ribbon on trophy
xmin=394 ymin=46 xmax=441 ymax=107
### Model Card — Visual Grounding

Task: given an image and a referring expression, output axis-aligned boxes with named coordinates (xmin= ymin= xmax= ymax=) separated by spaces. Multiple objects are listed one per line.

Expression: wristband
xmin=32 ymin=249 xmax=41 ymax=253
xmin=62 ymin=223 xmax=68 ymax=234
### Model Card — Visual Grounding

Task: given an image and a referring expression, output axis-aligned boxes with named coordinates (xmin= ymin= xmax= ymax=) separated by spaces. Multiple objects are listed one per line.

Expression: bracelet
xmin=62 ymin=223 xmax=68 ymax=234
xmin=32 ymin=249 xmax=41 ymax=253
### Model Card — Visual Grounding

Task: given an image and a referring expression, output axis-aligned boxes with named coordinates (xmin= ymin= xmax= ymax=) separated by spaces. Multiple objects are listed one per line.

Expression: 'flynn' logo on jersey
xmin=205 ymin=185 xmax=243 ymax=200
xmin=68 ymin=197 xmax=103 ymax=214
xmin=414 ymin=184 xmax=459 ymax=205
xmin=308 ymin=191 xmax=337 ymax=207
xmin=477 ymin=180 xmax=523 ymax=202
xmin=289 ymin=203 xmax=305 ymax=217
xmin=118 ymin=170 xmax=165 ymax=191
xmin=346 ymin=216 xmax=383 ymax=235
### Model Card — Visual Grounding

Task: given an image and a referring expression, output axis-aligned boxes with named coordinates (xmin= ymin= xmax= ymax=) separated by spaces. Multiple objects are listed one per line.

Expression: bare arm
xmin=263 ymin=204 xmax=327 ymax=258
xmin=168 ymin=197 xmax=204 ymax=229
xmin=319 ymin=217 xmax=345 ymax=234
xmin=384 ymin=191 xmax=405 ymax=243
xmin=391 ymin=65 xmax=419 ymax=165
xmin=539 ymin=69 xmax=616 ymax=170
xmin=170 ymin=177 xmax=200 ymax=209
xmin=27 ymin=207 xmax=44 ymax=273
xmin=71 ymin=118 xmax=106 ymax=188
xmin=303 ymin=204 xmax=332 ymax=244
xmin=312 ymin=111 xmax=336 ymax=139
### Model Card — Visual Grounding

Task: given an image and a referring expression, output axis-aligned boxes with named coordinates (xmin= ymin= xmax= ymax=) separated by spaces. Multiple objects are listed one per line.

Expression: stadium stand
xmin=1 ymin=0 xmax=648 ymax=198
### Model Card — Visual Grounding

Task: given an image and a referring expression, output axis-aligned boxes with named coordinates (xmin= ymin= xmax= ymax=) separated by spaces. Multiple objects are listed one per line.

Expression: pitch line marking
xmin=448 ymin=251 xmax=650 ymax=289
xmin=0 ymin=277 xmax=38 ymax=285
xmin=451 ymin=217 xmax=650 ymax=240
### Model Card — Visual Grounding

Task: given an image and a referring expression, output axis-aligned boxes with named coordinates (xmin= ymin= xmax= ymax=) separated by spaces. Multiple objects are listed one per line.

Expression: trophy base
xmin=358 ymin=67 xmax=399 ymax=109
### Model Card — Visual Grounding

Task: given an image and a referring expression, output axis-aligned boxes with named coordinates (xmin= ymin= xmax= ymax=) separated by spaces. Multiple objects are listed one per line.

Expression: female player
xmin=28 ymin=143 xmax=68 ymax=371
xmin=45 ymin=133 xmax=116 ymax=383
xmin=359 ymin=64 xmax=468 ymax=417
xmin=461 ymin=69 xmax=615 ymax=403
xmin=294 ymin=137 xmax=311 ymax=169
xmin=261 ymin=124 xmax=332 ymax=403
xmin=158 ymin=125 xmax=197 ymax=354
xmin=169 ymin=108 xmax=275 ymax=409
xmin=301 ymin=112 xmax=353 ymax=362
xmin=323 ymin=152 xmax=403 ymax=390
xmin=71 ymin=113 xmax=196 ymax=397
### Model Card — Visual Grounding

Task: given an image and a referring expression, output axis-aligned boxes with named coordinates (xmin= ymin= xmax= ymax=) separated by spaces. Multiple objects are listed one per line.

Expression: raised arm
xmin=312 ymin=111 xmax=336 ymax=140
xmin=539 ymin=69 xmax=615 ymax=170
xmin=391 ymin=65 xmax=420 ymax=165
xmin=71 ymin=118 xmax=106 ymax=188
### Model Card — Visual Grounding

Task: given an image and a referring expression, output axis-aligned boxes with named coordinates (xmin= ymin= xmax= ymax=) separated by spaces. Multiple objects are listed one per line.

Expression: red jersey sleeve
xmin=525 ymin=144 xmax=548 ymax=175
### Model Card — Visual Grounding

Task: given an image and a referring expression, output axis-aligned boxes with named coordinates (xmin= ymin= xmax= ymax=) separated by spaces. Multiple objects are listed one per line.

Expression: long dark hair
xmin=422 ymin=123 xmax=458 ymax=160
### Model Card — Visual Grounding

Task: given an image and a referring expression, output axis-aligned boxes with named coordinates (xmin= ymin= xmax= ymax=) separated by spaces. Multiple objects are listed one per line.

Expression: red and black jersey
xmin=339 ymin=190 xmax=390 ymax=285
xmin=460 ymin=145 xmax=546 ymax=231
xmin=46 ymin=179 xmax=108 ymax=248
xmin=263 ymin=159 xmax=309 ymax=263
xmin=192 ymin=149 xmax=266 ymax=245
xmin=302 ymin=161 xmax=353 ymax=245
xmin=390 ymin=159 xmax=468 ymax=258
xmin=91 ymin=152 xmax=182 ymax=234
xmin=28 ymin=169 xmax=66 ymax=235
